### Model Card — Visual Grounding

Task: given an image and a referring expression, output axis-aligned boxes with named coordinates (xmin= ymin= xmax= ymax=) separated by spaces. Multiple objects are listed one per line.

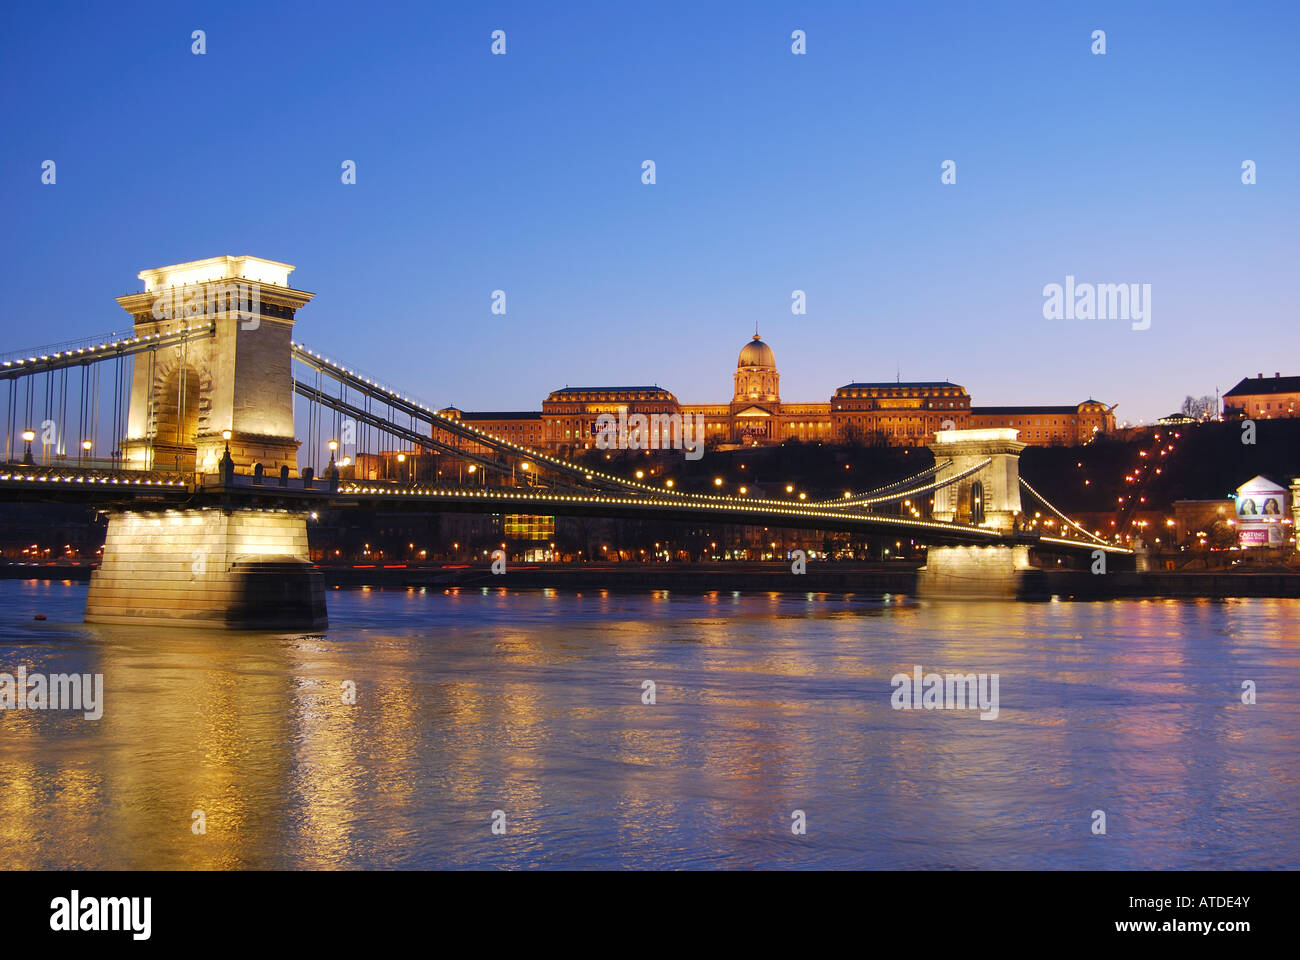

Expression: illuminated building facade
xmin=541 ymin=386 xmax=680 ymax=453
xmin=681 ymin=335 xmax=834 ymax=446
xmin=968 ymin=401 xmax=1116 ymax=445
xmin=1223 ymin=373 xmax=1300 ymax=419
xmin=438 ymin=333 xmax=1115 ymax=451
xmin=831 ymin=381 xmax=971 ymax=445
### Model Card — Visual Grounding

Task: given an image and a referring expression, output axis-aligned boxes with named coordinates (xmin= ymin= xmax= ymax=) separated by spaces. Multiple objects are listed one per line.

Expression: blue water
xmin=0 ymin=580 xmax=1296 ymax=869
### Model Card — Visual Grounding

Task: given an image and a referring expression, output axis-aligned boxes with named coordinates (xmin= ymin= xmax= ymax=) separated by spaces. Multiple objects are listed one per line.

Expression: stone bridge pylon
xmin=86 ymin=256 xmax=325 ymax=629
xmin=114 ymin=255 xmax=312 ymax=478
xmin=929 ymin=427 xmax=1026 ymax=532
xmin=920 ymin=428 xmax=1030 ymax=597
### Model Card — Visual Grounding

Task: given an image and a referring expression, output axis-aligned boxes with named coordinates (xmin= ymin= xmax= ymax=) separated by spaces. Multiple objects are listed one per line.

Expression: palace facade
xmin=1223 ymin=373 xmax=1300 ymax=419
xmin=435 ymin=333 xmax=1116 ymax=457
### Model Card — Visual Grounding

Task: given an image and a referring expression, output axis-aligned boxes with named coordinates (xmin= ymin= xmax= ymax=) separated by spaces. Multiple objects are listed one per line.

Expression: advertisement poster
xmin=1235 ymin=475 xmax=1288 ymax=547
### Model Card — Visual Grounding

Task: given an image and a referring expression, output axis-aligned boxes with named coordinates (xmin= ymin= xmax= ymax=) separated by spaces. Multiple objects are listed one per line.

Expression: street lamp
xmin=397 ymin=451 xmax=406 ymax=483
xmin=218 ymin=430 xmax=234 ymax=481
xmin=80 ymin=439 xmax=92 ymax=466
xmin=327 ymin=439 xmax=338 ymax=471
xmin=22 ymin=429 xmax=34 ymax=465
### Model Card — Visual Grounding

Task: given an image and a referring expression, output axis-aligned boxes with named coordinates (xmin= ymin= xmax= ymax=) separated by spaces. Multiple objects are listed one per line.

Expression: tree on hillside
xmin=1180 ymin=394 xmax=1219 ymax=420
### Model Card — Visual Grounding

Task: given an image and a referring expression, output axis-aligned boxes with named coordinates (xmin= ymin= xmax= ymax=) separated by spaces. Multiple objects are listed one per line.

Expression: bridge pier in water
xmin=918 ymin=544 xmax=1034 ymax=599
xmin=85 ymin=507 xmax=326 ymax=630
xmin=919 ymin=428 xmax=1031 ymax=598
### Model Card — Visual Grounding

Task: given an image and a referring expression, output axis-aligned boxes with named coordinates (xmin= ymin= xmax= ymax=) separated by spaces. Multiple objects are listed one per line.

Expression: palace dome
xmin=737 ymin=334 xmax=775 ymax=368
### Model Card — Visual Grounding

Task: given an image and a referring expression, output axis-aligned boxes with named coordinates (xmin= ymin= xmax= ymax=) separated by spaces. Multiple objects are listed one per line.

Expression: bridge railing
xmin=1 ymin=455 xmax=139 ymax=471
xmin=0 ymin=463 xmax=191 ymax=484
xmin=0 ymin=328 xmax=138 ymax=365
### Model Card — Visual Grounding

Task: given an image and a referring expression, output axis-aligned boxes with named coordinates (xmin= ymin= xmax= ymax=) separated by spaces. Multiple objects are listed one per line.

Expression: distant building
xmin=1223 ymin=373 xmax=1300 ymax=419
xmin=437 ymin=333 xmax=1115 ymax=453
xmin=969 ymin=401 xmax=1117 ymax=445
xmin=423 ymin=407 xmax=546 ymax=477
xmin=542 ymin=386 xmax=681 ymax=454
xmin=681 ymin=335 xmax=832 ymax=447
xmin=831 ymin=381 xmax=970 ymax=445
xmin=1172 ymin=499 xmax=1235 ymax=546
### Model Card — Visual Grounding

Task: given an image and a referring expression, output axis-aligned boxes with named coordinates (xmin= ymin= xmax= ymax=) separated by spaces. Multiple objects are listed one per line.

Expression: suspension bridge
xmin=0 ymin=256 xmax=1128 ymax=627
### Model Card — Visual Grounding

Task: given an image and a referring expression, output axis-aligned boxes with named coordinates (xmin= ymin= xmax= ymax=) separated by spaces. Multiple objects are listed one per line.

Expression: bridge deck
xmin=0 ymin=467 xmax=1131 ymax=553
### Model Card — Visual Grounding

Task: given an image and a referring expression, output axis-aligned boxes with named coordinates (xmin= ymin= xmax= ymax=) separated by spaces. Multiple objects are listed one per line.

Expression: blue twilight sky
xmin=1 ymin=0 xmax=1296 ymax=424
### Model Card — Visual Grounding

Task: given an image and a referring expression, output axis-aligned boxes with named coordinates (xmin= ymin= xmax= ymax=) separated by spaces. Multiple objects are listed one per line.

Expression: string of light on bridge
xmin=331 ymin=480 xmax=1006 ymax=537
xmin=0 ymin=322 xmax=215 ymax=373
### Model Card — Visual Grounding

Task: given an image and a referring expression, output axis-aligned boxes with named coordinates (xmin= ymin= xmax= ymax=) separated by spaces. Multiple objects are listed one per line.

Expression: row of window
xmin=837 ymin=388 xmax=966 ymax=399
xmin=835 ymin=401 xmax=967 ymax=410
xmin=546 ymin=393 xmax=672 ymax=403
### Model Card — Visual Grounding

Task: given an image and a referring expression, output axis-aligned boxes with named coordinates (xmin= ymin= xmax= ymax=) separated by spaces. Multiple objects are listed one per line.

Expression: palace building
xmin=1223 ymin=373 xmax=1300 ymax=419
xmin=968 ymin=401 xmax=1117 ymax=445
xmin=678 ymin=334 xmax=835 ymax=447
xmin=831 ymin=381 xmax=971 ymax=445
xmin=435 ymin=333 xmax=1115 ymax=457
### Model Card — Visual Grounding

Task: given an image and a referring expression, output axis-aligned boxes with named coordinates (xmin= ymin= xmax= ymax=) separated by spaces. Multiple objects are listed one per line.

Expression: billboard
xmin=1235 ymin=475 xmax=1288 ymax=547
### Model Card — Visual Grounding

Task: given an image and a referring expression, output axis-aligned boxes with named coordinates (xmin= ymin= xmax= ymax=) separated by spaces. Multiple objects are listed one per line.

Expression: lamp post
xmin=219 ymin=430 xmax=234 ymax=482
xmin=22 ymin=429 xmax=35 ymax=465
xmin=326 ymin=439 xmax=339 ymax=491
xmin=81 ymin=439 xmax=92 ymax=468
xmin=397 ymin=451 xmax=406 ymax=485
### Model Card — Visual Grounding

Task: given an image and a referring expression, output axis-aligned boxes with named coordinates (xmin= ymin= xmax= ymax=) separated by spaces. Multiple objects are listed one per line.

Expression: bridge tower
xmin=86 ymin=257 xmax=325 ymax=629
xmin=114 ymin=256 xmax=313 ymax=478
xmin=921 ymin=428 xmax=1030 ymax=598
xmin=929 ymin=428 xmax=1026 ymax=532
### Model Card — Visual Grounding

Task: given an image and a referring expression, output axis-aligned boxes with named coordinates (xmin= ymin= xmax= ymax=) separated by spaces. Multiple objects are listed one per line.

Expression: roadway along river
xmin=1 ymin=580 xmax=1297 ymax=869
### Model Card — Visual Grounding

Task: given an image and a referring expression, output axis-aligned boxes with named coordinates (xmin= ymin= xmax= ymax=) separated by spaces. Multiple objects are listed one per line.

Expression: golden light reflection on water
xmin=0 ymin=582 xmax=1297 ymax=868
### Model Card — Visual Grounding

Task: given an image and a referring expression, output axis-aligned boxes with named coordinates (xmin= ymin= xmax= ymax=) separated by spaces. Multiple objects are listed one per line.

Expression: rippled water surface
xmin=1 ymin=580 xmax=1297 ymax=869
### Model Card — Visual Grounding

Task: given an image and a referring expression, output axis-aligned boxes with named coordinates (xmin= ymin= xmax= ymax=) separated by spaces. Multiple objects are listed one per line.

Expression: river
xmin=1 ymin=580 xmax=1296 ymax=869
